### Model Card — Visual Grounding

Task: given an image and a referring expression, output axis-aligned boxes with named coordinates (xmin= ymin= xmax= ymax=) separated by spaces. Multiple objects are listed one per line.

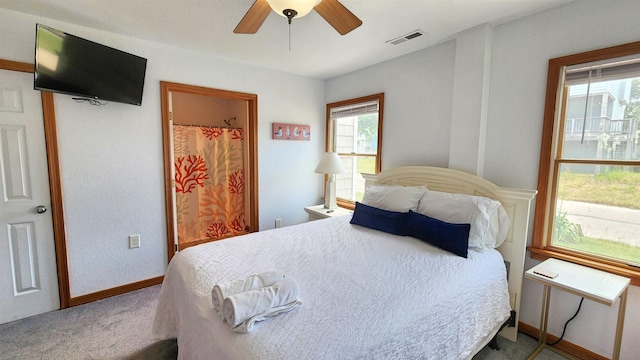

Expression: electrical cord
xmin=547 ymin=297 xmax=584 ymax=346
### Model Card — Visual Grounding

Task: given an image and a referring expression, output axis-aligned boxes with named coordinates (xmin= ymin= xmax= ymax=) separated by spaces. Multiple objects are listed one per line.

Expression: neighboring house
xmin=565 ymin=79 xmax=639 ymax=172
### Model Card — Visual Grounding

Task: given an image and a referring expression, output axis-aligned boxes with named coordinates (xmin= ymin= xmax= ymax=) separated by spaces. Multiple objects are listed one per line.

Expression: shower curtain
xmin=173 ymin=125 xmax=245 ymax=245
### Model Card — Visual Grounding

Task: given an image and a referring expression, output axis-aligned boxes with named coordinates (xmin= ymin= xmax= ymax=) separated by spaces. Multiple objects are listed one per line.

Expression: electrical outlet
xmin=129 ymin=234 xmax=141 ymax=249
xmin=275 ymin=218 xmax=282 ymax=228
xmin=508 ymin=310 xmax=516 ymax=327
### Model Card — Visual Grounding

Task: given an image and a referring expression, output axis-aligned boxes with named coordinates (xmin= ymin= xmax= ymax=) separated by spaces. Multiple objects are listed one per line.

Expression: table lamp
xmin=314 ymin=152 xmax=347 ymax=209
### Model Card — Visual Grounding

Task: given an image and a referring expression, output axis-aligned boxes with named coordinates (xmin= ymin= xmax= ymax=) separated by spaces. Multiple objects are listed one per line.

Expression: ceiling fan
xmin=234 ymin=0 xmax=362 ymax=36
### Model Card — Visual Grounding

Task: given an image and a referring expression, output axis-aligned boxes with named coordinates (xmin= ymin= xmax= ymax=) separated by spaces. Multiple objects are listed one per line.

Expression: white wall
xmin=487 ymin=1 xmax=640 ymax=359
xmin=325 ymin=40 xmax=456 ymax=169
xmin=3 ymin=0 xmax=639 ymax=357
xmin=0 ymin=8 xmax=325 ymax=297
xmin=448 ymin=23 xmax=493 ymax=177
xmin=327 ymin=0 xmax=640 ymax=359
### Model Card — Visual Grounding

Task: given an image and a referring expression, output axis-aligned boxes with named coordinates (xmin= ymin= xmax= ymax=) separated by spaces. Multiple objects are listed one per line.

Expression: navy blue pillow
xmin=350 ymin=202 xmax=407 ymax=236
xmin=405 ymin=210 xmax=470 ymax=258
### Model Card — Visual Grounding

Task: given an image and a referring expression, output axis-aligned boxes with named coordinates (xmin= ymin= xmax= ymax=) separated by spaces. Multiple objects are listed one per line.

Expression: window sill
xmin=528 ymin=246 xmax=640 ymax=286
xmin=336 ymin=199 xmax=355 ymax=210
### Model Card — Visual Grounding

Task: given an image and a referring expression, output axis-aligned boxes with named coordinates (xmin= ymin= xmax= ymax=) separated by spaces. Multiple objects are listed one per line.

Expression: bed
xmin=153 ymin=166 xmax=537 ymax=359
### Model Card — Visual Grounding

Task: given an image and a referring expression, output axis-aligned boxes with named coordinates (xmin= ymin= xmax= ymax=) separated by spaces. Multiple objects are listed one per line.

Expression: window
xmin=531 ymin=41 xmax=640 ymax=284
xmin=325 ymin=93 xmax=384 ymax=208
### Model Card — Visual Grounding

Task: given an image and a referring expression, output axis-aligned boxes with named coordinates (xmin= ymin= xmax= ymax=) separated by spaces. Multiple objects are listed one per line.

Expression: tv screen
xmin=34 ymin=24 xmax=147 ymax=106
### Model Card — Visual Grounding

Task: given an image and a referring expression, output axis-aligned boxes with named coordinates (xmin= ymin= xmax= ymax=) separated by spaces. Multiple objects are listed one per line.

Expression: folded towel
xmin=212 ymin=271 xmax=284 ymax=320
xmin=223 ymin=278 xmax=302 ymax=332
xmin=231 ymin=299 xmax=302 ymax=333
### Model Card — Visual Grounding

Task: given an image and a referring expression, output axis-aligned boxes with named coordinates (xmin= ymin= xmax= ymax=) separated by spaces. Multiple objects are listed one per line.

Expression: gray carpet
xmin=0 ymin=285 xmax=566 ymax=359
xmin=474 ymin=335 xmax=567 ymax=360
xmin=0 ymin=285 xmax=176 ymax=360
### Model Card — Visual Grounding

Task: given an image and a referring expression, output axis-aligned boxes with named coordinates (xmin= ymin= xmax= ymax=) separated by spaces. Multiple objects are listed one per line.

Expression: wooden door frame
xmin=0 ymin=59 xmax=70 ymax=308
xmin=160 ymin=81 xmax=259 ymax=262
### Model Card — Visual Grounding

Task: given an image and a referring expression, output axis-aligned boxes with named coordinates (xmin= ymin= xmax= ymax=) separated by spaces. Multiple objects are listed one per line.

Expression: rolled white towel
xmin=232 ymin=299 xmax=302 ymax=333
xmin=212 ymin=271 xmax=284 ymax=320
xmin=223 ymin=278 xmax=302 ymax=332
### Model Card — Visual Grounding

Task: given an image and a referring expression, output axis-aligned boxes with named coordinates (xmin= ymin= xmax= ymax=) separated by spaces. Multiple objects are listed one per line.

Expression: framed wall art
xmin=272 ymin=123 xmax=310 ymax=141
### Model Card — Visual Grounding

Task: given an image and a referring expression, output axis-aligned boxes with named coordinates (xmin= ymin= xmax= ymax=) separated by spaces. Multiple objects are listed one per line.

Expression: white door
xmin=0 ymin=68 xmax=59 ymax=324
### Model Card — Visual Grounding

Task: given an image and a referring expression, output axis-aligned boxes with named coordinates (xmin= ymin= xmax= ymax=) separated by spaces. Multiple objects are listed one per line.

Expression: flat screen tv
xmin=34 ymin=24 xmax=147 ymax=106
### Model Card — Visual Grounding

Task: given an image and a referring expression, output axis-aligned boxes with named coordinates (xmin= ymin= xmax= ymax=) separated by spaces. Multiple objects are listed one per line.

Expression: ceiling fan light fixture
xmin=266 ymin=0 xmax=321 ymax=19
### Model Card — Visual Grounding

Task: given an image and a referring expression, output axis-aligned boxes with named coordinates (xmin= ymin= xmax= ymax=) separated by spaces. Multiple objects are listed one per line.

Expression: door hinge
xmin=174 ymin=243 xmax=178 ymax=252
xmin=171 ymin=179 xmax=175 ymax=188
xmin=169 ymin=111 xmax=173 ymax=121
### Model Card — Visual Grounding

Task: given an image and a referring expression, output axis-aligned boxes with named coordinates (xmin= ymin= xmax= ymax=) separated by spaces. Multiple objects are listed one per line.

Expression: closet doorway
xmin=160 ymin=82 xmax=258 ymax=261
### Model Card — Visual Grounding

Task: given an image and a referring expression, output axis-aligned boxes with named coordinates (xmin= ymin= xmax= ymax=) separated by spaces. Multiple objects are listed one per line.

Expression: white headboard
xmin=362 ymin=166 xmax=537 ymax=342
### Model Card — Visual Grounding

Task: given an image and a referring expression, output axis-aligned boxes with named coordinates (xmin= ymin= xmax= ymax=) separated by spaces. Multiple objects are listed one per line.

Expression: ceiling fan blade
xmin=314 ymin=0 xmax=362 ymax=35
xmin=234 ymin=0 xmax=272 ymax=34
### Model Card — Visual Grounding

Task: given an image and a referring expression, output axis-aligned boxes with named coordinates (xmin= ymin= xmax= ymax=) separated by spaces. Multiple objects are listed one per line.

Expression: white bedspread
xmin=153 ymin=215 xmax=511 ymax=360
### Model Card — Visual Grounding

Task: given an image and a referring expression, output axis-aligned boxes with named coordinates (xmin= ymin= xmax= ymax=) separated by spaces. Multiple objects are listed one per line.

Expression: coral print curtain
xmin=173 ymin=125 xmax=245 ymax=245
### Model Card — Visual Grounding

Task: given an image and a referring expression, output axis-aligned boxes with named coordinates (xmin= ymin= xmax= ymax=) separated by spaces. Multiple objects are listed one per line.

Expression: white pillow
xmin=361 ymin=184 xmax=426 ymax=212
xmin=416 ymin=190 xmax=510 ymax=249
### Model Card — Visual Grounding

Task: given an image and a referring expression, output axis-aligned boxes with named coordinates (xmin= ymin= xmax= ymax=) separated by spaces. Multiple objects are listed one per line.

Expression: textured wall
xmin=487 ymin=1 xmax=640 ymax=359
xmin=325 ymin=40 xmax=456 ymax=170
xmin=327 ymin=1 xmax=640 ymax=358
xmin=2 ymin=1 xmax=638 ymax=357
xmin=0 ymin=8 xmax=325 ymax=298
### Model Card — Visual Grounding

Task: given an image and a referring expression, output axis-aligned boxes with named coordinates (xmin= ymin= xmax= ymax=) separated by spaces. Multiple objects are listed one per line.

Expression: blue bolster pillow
xmin=350 ymin=202 xmax=407 ymax=236
xmin=405 ymin=210 xmax=470 ymax=258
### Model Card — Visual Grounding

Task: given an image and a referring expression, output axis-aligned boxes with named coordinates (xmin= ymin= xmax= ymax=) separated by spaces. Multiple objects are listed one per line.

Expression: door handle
xmin=35 ymin=205 xmax=47 ymax=214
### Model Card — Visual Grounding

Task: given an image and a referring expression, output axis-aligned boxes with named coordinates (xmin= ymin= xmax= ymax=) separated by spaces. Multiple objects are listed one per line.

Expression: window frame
xmin=325 ymin=93 xmax=384 ymax=209
xmin=530 ymin=40 xmax=640 ymax=285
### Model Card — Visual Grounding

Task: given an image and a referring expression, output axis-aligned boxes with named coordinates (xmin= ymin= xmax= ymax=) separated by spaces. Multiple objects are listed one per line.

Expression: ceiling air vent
xmin=386 ymin=30 xmax=425 ymax=45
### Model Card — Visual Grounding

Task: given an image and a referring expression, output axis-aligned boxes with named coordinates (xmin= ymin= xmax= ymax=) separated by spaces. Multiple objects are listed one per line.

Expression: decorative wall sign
xmin=272 ymin=123 xmax=310 ymax=141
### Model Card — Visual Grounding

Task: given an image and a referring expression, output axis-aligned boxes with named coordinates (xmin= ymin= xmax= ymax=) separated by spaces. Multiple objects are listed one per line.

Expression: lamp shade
xmin=266 ymin=0 xmax=321 ymax=18
xmin=314 ymin=152 xmax=346 ymax=174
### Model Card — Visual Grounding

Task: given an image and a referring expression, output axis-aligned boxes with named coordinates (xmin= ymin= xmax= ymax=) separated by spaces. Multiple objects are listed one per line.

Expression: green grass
xmin=356 ymin=157 xmax=376 ymax=174
xmin=556 ymin=236 xmax=640 ymax=265
xmin=558 ymin=170 xmax=640 ymax=210
xmin=556 ymin=170 xmax=640 ymax=263
xmin=354 ymin=157 xmax=375 ymax=202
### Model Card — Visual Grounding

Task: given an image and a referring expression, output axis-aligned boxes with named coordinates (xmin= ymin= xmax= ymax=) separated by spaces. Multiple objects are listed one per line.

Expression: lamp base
xmin=323 ymin=179 xmax=338 ymax=209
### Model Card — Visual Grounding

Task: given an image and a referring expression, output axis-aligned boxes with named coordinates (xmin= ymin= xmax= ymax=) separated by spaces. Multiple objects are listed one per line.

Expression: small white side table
xmin=304 ymin=205 xmax=352 ymax=221
xmin=524 ymin=258 xmax=630 ymax=360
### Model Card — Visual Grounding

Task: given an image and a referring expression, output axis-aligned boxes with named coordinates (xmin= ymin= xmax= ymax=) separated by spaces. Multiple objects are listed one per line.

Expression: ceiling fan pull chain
xmin=282 ymin=9 xmax=297 ymax=51
xmin=289 ymin=24 xmax=291 ymax=51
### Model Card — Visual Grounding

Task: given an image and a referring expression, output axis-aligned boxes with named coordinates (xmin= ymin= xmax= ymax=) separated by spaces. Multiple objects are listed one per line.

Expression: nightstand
xmin=304 ymin=205 xmax=352 ymax=221
xmin=524 ymin=258 xmax=630 ymax=360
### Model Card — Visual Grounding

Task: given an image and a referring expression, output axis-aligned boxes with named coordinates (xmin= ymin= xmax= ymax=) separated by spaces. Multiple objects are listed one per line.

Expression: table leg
xmin=541 ymin=285 xmax=551 ymax=344
xmin=612 ymin=288 xmax=628 ymax=360
xmin=528 ymin=285 xmax=551 ymax=360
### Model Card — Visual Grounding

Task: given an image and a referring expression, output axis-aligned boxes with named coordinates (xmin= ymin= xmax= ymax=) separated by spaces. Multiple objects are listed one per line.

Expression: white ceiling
xmin=0 ymin=0 xmax=574 ymax=79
